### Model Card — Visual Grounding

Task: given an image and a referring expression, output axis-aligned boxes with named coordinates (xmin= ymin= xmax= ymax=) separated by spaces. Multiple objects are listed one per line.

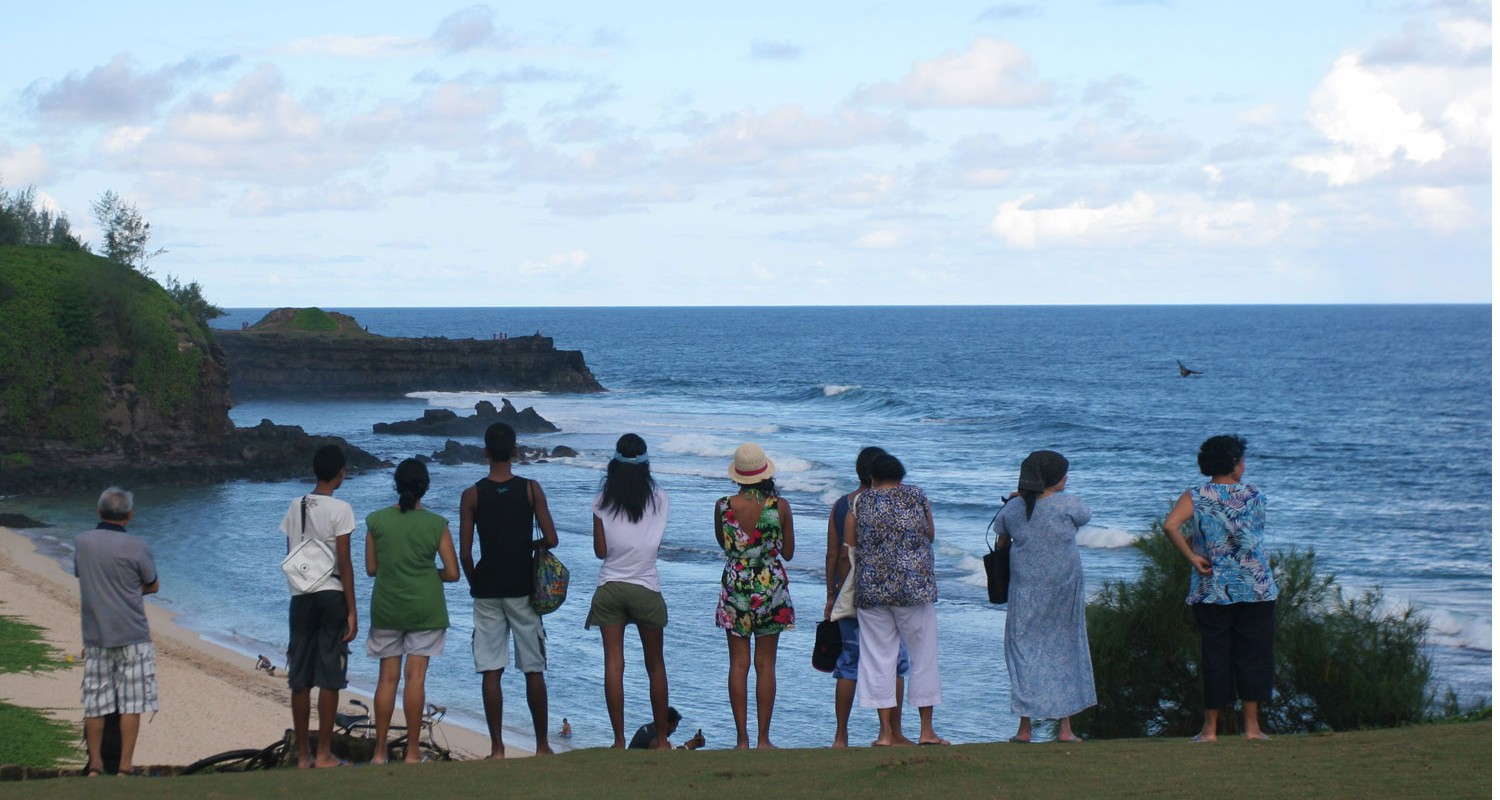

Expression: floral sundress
xmin=714 ymin=492 xmax=795 ymax=637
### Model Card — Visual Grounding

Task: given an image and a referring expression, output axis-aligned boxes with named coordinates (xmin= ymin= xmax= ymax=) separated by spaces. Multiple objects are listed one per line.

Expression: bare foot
xmin=1187 ymin=733 xmax=1216 ymax=743
xmin=890 ymin=733 xmax=916 ymax=746
xmin=832 ymin=733 xmax=849 ymax=749
xmin=756 ymin=740 xmax=777 ymax=750
xmin=313 ymin=754 xmax=343 ymax=768
xmin=534 ymin=745 xmax=555 ymax=755
xmin=1245 ymin=732 xmax=1270 ymax=741
xmin=918 ymin=736 xmax=950 ymax=746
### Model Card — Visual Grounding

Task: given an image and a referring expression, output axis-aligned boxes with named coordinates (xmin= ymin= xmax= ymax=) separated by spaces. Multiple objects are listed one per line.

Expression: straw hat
xmin=729 ymin=442 xmax=776 ymax=484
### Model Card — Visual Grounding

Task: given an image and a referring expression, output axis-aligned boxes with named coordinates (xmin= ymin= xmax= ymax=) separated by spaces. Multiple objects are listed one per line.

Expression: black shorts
xmin=287 ymin=591 xmax=349 ymax=691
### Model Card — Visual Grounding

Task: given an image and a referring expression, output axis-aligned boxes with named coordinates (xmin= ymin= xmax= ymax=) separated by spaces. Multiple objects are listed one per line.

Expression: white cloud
xmin=989 ymin=192 xmax=1156 ymax=248
xmin=281 ymin=7 xmax=513 ymax=58
xmin=1401 ymin=186 xmax=1482 ymax=233
xmin=517 ymin=250 xmax=589 ymax=276
xmin=854 ymin=37 xmax=1051 ymax=109
xmin=854 ymin=229 xmax=902 ymax=249
xmin=1237 ymin=104 xmax=1281 ymax=128
xmin=667 ymin=105 xmax=921 ymax=168
xmin=1293 ymin=55 xmax=1448 ymax=185
xmin=987 ymin=192 xmax=1296 ymax=249
xmin=0 ymin=142 xmax=53 ymax=185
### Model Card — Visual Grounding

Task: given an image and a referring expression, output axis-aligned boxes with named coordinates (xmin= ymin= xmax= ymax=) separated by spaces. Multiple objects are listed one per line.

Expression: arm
xmin=365 ymin=530 xmax=378 ymax=577
xmin=336 ymin=534 xmax=358 ymax=643
xmin=823 ymin=507 xmax=841 ymax=621
xmin=530 ymin=481 xmax=560 ymax=550
xmin=713 ymin=500 xmax=730 ymax=551
xmin=593 ymin=514 xmax=608 ymax=560
xmin=139 ymin=546 xmax=160 ymax=594
xmin=142 ymin=579 xmax=160 ymax=595
xmin=458 ymin=486 xmax=477 ymax=583
xmin=436 ymin=525 xmax=460 ymax=582
xmin=923 ymin=506 xmax=935 ymax=542
xmin=778 ymin=499 xmax=794 ymax=561
xmin=1162 ymin=491 xmax=1211 ymax=576
xmin=844 ymin=508 xmax=858 ymax=549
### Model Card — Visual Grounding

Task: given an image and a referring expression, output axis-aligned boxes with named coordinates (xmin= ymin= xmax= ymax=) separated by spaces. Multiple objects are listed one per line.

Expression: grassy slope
xmin=3 ymin=721 xmax=1489 ymax=799
xmin=0 ymin=613 xmax=80 ymax=768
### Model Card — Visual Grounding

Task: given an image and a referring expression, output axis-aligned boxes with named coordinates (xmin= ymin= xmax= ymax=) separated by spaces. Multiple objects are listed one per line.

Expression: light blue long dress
xmin=995 ymin=492 xmax=1097 ymax=718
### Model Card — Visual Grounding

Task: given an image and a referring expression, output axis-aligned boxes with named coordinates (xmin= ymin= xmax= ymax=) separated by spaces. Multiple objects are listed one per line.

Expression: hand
xmin=343 ymin=612 xmax=359 ymax=644
xmin=823 ymin=596 xmax=836 ymax=621
xmin=1187 ymin=554 xmax=1212 ymax=576
xmin=685 ymin=730 xmax=705 ymax=750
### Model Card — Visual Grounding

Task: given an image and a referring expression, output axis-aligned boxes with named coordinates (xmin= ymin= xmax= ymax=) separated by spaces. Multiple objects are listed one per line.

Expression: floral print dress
xmin=715 ymin=493 xmax=795 ymax=637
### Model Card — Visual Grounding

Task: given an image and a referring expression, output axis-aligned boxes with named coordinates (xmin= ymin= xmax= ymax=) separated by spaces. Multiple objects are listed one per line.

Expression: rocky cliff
xmin=216 ymin=311 xmax=604 ymax=398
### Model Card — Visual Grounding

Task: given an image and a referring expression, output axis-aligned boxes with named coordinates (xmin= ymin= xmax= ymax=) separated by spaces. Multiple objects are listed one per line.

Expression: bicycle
xmin=335 ymin=698 xmax=453 ymax=763
xmin=180 ymin=699 xmax=450 ymax=774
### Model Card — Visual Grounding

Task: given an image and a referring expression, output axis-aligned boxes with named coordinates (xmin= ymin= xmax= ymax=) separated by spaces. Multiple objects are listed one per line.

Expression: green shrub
xmin=1079 ymin=521 xmax=1438 ymax=738
xmin=292 ymin=307 xmax=338 ymax=332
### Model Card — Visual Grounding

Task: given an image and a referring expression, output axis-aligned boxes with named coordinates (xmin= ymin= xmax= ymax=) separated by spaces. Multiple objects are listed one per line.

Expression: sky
xmin=0 ymin=1 xmax=1491 ymax=306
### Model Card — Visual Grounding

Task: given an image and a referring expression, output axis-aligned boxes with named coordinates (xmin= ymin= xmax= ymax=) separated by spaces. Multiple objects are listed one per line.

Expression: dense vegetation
xmin=0 ymin=245 xmax=210 ymax=448
xmin=0 ymin=613 xmax=78 ymax=768
xmin=1081 ymin=523 xmax=1444 ymax=738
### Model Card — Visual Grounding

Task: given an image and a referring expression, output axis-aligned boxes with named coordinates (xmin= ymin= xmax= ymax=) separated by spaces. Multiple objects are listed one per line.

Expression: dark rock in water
xmin=374 ymin=400 xmax=560 ymax=436
xmin=227 ymin=420 xmax=391 ymax=479
xmin=0 ymin=513 xmax=50 ymax=529
xmin=422 ymin=439 xmax=575 ymax=466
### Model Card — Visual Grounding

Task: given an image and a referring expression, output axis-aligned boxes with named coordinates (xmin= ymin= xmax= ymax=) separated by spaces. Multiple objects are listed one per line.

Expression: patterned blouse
xmin=715 ymin=493 xmax=795 ymax=636
xmin=1185 ymin=482 xmax=1279 ymax=605
xmin=852 ymin=484 xmax=936 ymax=608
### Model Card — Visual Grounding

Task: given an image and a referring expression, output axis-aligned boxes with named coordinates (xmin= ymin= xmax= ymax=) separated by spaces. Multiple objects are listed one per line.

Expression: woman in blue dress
xmin=994 ymin=450 xmax=1096 ymax=743
xmin=1162 ymin=434 xmax=1277 ymax=742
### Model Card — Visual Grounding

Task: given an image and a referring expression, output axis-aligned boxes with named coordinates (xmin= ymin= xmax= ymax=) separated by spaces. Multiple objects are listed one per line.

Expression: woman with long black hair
xmin=588 ymin=433 xmax=674 ymax=748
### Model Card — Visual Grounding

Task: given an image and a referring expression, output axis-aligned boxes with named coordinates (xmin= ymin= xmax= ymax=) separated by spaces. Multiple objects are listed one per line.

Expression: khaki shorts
xmin=366 ymin=628 xmax=446 ymax=659
xmin=586 ymin=581 xmax=668 ymax=630
xmin=472 ymin=597 xmax=547 ymax=673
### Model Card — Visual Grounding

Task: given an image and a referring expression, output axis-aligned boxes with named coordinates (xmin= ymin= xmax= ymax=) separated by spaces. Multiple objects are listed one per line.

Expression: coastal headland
xmin=216 ymin=308 xmax=604 ymax=399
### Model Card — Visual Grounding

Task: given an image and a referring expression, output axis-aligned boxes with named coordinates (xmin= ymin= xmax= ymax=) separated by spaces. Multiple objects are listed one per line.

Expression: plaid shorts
xmin=82 ymin=642 xmax=159 ymax=718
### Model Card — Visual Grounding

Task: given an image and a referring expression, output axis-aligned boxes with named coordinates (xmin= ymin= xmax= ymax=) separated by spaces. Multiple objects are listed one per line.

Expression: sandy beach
xmin=0 ymin=526 xmax=505 ymax=766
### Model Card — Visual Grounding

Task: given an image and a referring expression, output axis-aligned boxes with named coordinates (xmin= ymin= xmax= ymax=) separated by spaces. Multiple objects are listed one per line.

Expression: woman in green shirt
xmin=365 ymin=459 xmax=460 ymax=764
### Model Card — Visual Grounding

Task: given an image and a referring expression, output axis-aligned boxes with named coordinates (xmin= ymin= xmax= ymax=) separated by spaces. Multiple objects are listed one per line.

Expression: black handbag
xmin=983 ymin=502 xmax=1012 ymax=604
xmin=812 ymin=620 xmax=842 ymax=672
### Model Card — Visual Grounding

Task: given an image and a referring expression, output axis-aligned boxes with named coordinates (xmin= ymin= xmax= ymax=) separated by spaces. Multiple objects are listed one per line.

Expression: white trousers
xmin=856 ymin=603 xmax=941 ymax=709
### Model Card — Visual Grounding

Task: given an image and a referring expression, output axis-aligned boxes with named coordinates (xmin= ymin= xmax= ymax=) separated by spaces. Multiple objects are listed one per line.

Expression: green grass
xmin=0 ymin=720 xmax=1489 ymax=798
xmin=291 ymin=307 xmax=339 ymax=331
xmin=0 ymin=613 xmax=78 ymax=768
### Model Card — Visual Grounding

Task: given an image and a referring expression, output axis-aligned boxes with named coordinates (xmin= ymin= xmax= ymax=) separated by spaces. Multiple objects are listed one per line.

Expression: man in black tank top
xmin=459 ymin=423 xmax=560 ymax=757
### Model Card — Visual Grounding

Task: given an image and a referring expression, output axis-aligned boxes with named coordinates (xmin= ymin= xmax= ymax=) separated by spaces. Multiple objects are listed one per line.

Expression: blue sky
xmin=0 ymin=1 xmax=1490 ymax=306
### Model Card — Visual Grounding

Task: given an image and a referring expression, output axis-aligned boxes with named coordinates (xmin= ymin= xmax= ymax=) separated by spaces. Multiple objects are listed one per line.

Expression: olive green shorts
xmin=586 ymin=581 xmax=668 ymax=630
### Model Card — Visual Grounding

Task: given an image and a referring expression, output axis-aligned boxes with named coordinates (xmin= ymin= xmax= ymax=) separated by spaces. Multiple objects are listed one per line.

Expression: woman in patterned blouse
xmin=846 ymin=452 xmax=949 ymax=746
xmin=1163 ymin=435 xmax=1279 ymax=742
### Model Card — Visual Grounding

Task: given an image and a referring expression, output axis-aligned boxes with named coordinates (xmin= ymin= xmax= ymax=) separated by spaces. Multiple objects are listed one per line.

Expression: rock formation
xmin=374 ymin=400 xmax=559 ymax=436
xmin=418 ymin=439 xmax=578 ymax=466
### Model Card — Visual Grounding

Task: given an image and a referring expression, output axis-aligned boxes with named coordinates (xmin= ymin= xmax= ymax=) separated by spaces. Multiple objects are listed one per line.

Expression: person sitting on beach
xmin=716 ymin=442 xmax=795 ymax=750
xmin=588 ymin=433 xmax=673 ymax=748
xmin=459 ymin=422 xmax=559 ymax=758
xmin=366 ymin=459 xmax=460 ymax=764
xmin=75 ymin=487 xmax=159 ymax=777
xmin=825 ymin=446 xmax=912 ymax=748
xmin=280 ymin=444 xmax=358 ymax=769
xmin=255 ymin=654 xmax=276 ymax=676
xmin=628 ymin=706 xmax=704 ymax=750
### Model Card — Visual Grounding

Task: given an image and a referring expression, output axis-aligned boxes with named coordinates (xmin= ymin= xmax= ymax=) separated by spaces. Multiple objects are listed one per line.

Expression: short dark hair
xmin=395 ymin=458 xmax=430 ymax=512
xmin=312 ymin=445 xmax=345 ymax=482
xmin=666 ymin=706 xmax=682 ymax=725
xmin=484 ymin=422 xmax=517 ymax=463
xmin=854 ymin=446 xmax=888 ymax=488
xmin=1197 ymin=435 xmax=1247 ymax=477
xmin=869 ymin=453 xmax=905 ymax=482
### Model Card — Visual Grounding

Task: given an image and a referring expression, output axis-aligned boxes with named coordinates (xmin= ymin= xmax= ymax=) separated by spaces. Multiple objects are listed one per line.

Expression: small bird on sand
xmin=1177 ymin=360 xmax=1203 ymax=377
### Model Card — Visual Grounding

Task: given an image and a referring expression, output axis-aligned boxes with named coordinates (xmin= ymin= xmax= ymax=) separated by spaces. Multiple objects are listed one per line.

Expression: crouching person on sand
xmin=76 ymin=487 xmax=160 ymax=777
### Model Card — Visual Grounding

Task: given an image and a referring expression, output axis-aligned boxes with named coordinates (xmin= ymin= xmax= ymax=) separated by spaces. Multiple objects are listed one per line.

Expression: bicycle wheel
xmin=180 ymin=748 xmax=272 ymax=775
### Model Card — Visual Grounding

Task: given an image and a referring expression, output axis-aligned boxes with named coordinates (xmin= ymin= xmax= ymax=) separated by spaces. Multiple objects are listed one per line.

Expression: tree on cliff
xmin=0 ymin=183 xmax=85 ymax=250
xmin=92 ymin=190 xmax=164 ymax=274
xmin=163 ymin=274 xmax=226 ymax=329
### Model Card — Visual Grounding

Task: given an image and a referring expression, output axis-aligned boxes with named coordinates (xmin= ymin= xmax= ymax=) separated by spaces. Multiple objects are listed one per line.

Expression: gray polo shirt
xmin=74 ymin=522 xmax=157 ymax=649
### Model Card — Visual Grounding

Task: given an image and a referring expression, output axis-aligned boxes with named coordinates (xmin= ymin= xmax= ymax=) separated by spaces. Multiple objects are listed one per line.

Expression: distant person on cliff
xmin=75 ymin=487 xmax=159 ymax=777
xmin=366 ymin=459 xmax=460 ymax=764
xmin=588 ymin=433 xmax=672 ymax=748
xmin=717 ymin=442 xmax=795 ymax=749
xmin=280 ymin=444 xmax=358 ymax=769
xmin=460 ymin=422 xmax=560 ymax=757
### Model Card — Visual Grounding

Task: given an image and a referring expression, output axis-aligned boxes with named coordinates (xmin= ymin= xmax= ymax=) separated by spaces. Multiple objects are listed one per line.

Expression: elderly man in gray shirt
xmin=75 ymin=487 xmax=160 ymax=777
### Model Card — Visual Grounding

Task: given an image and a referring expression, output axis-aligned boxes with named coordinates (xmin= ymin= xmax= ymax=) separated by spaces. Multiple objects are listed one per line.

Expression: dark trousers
xmin=1193 ymin=600 xmax=1276 ymax=709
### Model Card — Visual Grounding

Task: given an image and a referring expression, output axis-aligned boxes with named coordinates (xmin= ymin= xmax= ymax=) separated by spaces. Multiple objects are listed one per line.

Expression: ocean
xmin=8 ymin=305 xmax=1491 ymax=750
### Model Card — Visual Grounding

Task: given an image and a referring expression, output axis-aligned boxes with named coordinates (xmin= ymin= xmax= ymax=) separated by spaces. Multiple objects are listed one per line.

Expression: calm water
xmin=9 ymin=305 xmax=1491 ymax=749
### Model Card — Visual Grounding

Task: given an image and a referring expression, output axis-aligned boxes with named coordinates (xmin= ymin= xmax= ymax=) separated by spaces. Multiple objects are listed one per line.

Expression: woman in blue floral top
xmin=716 ymin=442 xmax=795 ymax=749
xmin=1163 ymin=434 xmax=1278 ymax=742
xmin=846 ymin=452 xmax=949 ymax=746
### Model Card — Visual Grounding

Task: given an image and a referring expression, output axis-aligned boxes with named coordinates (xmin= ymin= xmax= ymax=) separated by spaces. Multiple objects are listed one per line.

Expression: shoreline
xmin=0 ymin=526 xmax=523 ymax=766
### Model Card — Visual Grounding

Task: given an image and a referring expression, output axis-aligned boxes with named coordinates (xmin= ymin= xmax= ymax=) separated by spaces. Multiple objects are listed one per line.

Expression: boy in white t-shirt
xmin=280 ymin=445 xmax=358 ymax=769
